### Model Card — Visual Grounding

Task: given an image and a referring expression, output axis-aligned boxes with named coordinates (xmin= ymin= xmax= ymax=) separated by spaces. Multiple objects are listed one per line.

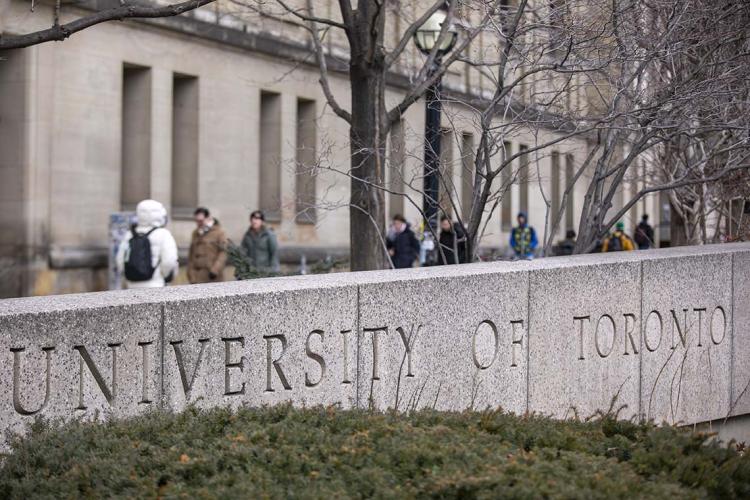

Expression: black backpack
xmin=608 ymin=232 xmax=623 ymax=252
xmin=124 ymin=227 xmax=158 ymax=282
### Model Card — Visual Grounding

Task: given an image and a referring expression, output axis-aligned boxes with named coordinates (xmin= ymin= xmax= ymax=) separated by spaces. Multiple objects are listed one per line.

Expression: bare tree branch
xmin=305 ymin=0 xmax=352 ymax=123
xmin=275 ymin=0 xmax=348 ymax=30
xmin=0 ymin=0 xmax=218 ymax=50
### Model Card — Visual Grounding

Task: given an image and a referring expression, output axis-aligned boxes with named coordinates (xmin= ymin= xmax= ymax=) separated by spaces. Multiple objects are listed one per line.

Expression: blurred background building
xmin=0 ymin=0 xmax=674 ymax=297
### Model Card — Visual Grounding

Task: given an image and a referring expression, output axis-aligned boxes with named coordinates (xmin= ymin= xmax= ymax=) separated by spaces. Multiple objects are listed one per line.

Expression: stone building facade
xmin=0 ymin=0 xmax=665 ymax=297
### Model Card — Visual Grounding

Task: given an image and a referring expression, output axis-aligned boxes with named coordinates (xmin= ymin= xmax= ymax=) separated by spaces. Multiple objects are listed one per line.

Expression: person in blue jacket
xmin=510 ymin=211 xmax=538 ymax=260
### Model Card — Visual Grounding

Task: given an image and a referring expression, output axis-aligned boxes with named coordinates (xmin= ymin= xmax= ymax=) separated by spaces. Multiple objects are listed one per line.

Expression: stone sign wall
xmin=1 ymin=243 xmax=749 ymax=448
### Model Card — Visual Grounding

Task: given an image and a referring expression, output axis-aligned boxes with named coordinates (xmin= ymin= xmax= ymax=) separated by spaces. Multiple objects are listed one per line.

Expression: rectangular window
xmin=631 ymin=160 xmax=644 ymax=220
xmin=460 ymin=132 xmax=475 ymax=220
xmin=0 ymin=49 xmax=27 ymax=261
xmin=659 ymin=190 xmax=671 ymax=246
xmin=550 ymin=151 xmax=561 ymax=226
xmin=121 ymin=64 xmax=152 ymax=209
xmin=259 ymin=91 xmax=282 ymax=221
xmin=501 ymin=141 xmax=513 ymax=231
xmin=519 ymin=144 xmax=529 ymax=214
xmin=565 ymin=153 xmax=575 ymax=231
xmin=388 ymin=119 xmax=405 ymax=219
xmin=171 ymin=73 xmax=199 ymax=215
xmin=439 ymin=128 xmax=454 ymax=218
xmin=295 ymin=98 xmax=316 ymax=224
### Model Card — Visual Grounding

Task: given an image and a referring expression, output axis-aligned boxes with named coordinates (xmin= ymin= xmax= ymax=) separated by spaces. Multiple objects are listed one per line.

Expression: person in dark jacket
xmin=240 ymin=210 xmax=280 ymax=273
xmin=437 ymin=216 xmax=467 ymax=265
xmin=555 ymin=229 xmax=577 ymax=256
xmin=387 ymin=214 xmax=420 ymax=269
xmin=634 ymin=214 xmax=655 ymax=249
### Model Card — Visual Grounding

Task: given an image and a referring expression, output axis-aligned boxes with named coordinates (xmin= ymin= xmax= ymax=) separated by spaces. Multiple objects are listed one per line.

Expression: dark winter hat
xmin=517 ymin=211 xmax=527 ymax=219
xmin=250 ymin=210 xmax=265 ymax=221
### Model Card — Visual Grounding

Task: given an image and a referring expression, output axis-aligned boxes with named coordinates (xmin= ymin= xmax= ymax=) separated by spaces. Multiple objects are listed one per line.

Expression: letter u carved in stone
xmin=11 ymin=346 xmax=55 ymax=416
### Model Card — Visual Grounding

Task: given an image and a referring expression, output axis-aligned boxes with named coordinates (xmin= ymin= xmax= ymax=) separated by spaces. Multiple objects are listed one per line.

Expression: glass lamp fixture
xmin=414 ymin=9 xmax=457 ymax=55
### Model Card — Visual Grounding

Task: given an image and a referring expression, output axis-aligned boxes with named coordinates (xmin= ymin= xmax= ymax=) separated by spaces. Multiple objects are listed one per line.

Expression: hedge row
xmin=1 ymin=406 xmax=749 ymax=498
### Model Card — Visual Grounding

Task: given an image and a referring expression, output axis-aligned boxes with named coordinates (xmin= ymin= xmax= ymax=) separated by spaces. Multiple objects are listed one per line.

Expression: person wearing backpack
xmin=510 ymin=212 xmax=538 ymax=260
xmin=116 ymin=199 xmax=179 ymax=288
xmin=601 ymin=221 xmax=635 ymax=252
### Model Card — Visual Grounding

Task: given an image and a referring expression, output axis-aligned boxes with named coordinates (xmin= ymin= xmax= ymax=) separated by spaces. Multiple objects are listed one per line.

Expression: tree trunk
xmin=348 ymin=61 xmax=388 ymax=271
xmin=463 ymin=136 xmax=493 ymax=263
xmin=670 ymin=204 xmax=689 ymax=247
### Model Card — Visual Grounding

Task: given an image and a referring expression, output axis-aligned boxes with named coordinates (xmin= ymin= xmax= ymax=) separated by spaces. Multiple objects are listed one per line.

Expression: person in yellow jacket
xmin=602 ymin=222 xmax=636 ymax=252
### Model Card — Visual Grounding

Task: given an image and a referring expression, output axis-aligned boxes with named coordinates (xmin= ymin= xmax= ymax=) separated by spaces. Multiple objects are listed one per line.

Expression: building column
xmin=150 ymin=67 xmax=173 ymax=207
xmin=277 ymin=92 xmax=297 ymax=241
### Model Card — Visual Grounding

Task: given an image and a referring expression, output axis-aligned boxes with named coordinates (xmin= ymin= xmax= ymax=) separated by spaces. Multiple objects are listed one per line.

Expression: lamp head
xmin=414 ymin=8 xmax=457 ymax=55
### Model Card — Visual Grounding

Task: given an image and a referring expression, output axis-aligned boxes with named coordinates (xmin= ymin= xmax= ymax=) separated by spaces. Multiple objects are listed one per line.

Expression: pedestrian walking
xmin=386 ymin=214 xmax=420 ymax=269
xmin=510 ymin=212 xmax=538 ymax=260
xmin=240 ymin=210 xmax=280 ymax=274
xmin=187 ymin=207 xmax=228 ymax=283
xmin=634 ymin=214 xmax=655 ymax=249
xmin=116 ymin=199 xmax=178 ymax=288
xmin=437 ymin=216 xmax=467 ymax=265
xmin=601 ymin=222 xmax=635 ymax=252
xmin=555 ymin=229 xmax=577 ymax=256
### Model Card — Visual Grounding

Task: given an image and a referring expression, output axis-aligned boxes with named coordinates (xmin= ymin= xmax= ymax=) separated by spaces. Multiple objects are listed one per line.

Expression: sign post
xmin=108 ymin=212 xmax=136 ymax=290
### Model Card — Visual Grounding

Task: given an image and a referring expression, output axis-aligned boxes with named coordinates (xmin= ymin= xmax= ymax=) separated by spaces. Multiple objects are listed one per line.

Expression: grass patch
xmin=1 ymin=406 xmax=749 ymax=498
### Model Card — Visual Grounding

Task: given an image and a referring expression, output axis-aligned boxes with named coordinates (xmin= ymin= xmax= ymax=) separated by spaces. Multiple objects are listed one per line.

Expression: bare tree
xmin=238 ymin=0 xmax=506 ymax=270
xmin=453 ymin=0 xmax=597 ymax=261
xmin=413 ymin=0 xmax=750 ymax=259
xmin=654 ymin=139 xmax=750 ymax=246
xmin=557 ymin=0 xmax=750 ymax=254
xmin=383 ymin=0 xmax=614 ymax=262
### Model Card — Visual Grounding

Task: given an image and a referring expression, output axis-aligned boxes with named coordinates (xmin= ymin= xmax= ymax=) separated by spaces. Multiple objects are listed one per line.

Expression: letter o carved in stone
xmin=710 ymin=306 xmax=727 ymax=345
xmin=595 ymin=314 xmax=616 ymax=358
xmin=644 ymin=310 xmax=663 ymax=352
xmin=472 ymin=320 xmax=499 ymax=370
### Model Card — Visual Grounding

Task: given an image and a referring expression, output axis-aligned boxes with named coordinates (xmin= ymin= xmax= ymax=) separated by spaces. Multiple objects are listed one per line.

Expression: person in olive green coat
xmin=240 ymin=210 xmax=280 ymax=273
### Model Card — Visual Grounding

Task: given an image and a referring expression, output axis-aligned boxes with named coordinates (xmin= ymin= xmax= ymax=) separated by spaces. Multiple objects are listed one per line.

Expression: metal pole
xmin=423 ymin=76 xmax=442 ymax=236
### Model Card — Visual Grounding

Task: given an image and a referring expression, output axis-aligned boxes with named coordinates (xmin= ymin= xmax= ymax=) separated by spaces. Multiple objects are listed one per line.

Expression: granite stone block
xmin=528 ymin=260 xmax=642 ymax=420
xmin=0 ymin=303 xmax=162 ymax=440
xmin=640 ymin=252 xmax=732 ymax=424
xmin=731 ymin=250 xmax=750 ymax=416
xmin=162 ymin=282 xmax=358 ymax=412
xmin=356 ymin=269 xmax=529 ymax=412
xmin=0 ymin=242 xmax=749 ymax=451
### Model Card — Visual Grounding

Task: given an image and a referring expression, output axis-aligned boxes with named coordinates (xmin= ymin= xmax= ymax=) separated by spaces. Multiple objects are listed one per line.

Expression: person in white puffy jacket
xmin=116 ymin=199 xmax=179 ymax=288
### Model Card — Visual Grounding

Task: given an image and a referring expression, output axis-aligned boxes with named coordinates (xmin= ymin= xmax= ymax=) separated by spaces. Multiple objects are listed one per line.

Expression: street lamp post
xmin=414 ymin=8 xmax=457 ymax=264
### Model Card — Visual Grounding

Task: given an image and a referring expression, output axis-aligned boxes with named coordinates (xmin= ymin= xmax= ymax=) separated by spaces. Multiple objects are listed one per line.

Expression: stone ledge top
xmin=1 ymin=242 xmax=748 ymax=317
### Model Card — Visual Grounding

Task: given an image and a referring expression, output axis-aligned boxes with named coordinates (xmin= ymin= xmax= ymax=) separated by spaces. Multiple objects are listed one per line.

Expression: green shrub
xmin=1 ymin=406 xmax=748 ymax=499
